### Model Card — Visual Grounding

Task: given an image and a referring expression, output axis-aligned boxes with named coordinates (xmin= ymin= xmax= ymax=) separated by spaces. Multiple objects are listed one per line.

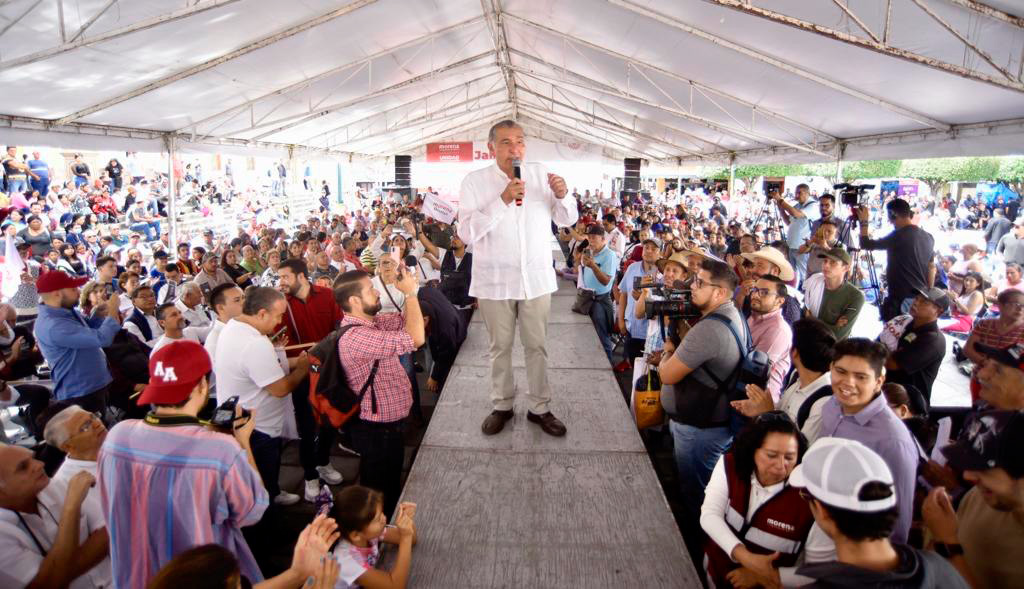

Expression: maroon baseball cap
xmin=36 ymin=270 xmax=89 ymax=294
xmin=137 ymin=340 xmax=212 ymax=406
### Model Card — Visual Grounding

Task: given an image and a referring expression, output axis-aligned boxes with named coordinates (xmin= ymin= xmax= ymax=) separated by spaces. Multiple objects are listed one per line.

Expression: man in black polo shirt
xmin=857 ymin=198 xmax=935 ymax=321
xmin=882 ymin=287 xmax=947 ymax=406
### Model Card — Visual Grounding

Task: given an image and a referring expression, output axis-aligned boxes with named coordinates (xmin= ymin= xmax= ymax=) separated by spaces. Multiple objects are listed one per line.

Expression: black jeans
xmin=291 ymin=376 xmax=337 ymax=481
xmin=249 ymin=430 xmax=282 ymax=499
xmin=625 ymin=337 xmax=645 ymax=361
xmin=349 ymin=417 xmax=406 ymax=518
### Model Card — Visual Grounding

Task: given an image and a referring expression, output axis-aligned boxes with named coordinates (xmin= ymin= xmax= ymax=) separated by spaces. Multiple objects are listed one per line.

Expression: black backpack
xmin=308 ymin=324 xmax=380 ymax=428
xmin=796 ymin=385 xmax=834 ymax=430
xmin=701 ymin=313 xmax=772 ymax=403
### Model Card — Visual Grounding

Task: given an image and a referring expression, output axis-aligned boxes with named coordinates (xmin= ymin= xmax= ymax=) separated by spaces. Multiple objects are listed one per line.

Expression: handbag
xmin=633 ymin=363 xmax=664 ymax=429
xmin=571 ymin=288 xmax=595 ymax=315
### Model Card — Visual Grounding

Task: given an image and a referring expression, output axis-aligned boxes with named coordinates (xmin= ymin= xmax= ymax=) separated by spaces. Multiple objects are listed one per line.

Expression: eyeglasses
xmin=1002 ymin=301 xmax=1024 ymax=310
xmin=74 ymin=412 xmax=103 ymax=435
xmin=750 ymin=287 xmax=776 ymax=298
xmin=693 ymin=277 xmax=726 ymax=291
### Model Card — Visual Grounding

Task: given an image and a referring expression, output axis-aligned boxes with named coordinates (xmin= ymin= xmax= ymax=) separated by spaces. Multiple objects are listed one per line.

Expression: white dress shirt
xmin=458 ymin=162 xmax=578 ymax=300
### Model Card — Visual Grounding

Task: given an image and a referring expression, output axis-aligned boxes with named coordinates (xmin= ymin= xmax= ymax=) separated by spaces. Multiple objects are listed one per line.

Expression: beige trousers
xmin=477 ymin=294 xmax=552 ymax=414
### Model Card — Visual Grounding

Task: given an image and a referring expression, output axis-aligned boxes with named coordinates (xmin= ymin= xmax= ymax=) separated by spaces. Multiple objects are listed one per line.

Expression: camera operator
xmin=857 ymin=198 xmax=935 ymax=321
xmin=99 ymin=341 xmax=267 ymax=587
xmin=771 ymin=184 xmax=818 ymax=285
xmin=657 ymin=258 xmax=744 ymax=524
xmin=634 ymin=251 xmax=691 ymax=363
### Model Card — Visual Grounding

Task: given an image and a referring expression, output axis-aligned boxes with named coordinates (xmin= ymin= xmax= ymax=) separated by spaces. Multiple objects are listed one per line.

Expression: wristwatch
xmin=933 ymin=542 xmax=964 ymax=558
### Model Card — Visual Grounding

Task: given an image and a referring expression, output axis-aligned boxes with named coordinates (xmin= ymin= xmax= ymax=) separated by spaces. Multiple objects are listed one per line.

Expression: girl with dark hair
xmin=941 ymin=271 xmax=985 ymax=334
xmin=221 ymin=249 xmax=254 ymax=289
xmin=701 ymin=411 xmax=832 ymax=588
xmin=330 ymin=485 xmax=418 ymax=589
xmin=147 ymin=514 xmax=340 ymax=589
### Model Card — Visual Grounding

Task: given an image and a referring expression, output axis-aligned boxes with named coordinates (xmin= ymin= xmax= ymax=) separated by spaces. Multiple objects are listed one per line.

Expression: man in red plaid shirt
xmin=333 ymin=265 xmax=425 ymax=516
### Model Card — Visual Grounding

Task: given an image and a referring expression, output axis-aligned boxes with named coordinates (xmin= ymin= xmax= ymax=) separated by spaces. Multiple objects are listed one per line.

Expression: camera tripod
xmin=838 ymin=213 xmax=883 ymax=306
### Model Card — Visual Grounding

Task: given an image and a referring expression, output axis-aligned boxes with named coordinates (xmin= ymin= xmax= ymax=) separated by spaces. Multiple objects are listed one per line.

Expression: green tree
xmin=998 ymin=156 xmax=1024 ymax=194
xmin=899 ymin=157 xmax=1000 ymax=198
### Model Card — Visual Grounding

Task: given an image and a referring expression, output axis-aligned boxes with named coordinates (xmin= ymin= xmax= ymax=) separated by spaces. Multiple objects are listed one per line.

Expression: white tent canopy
xmin=1 ymin=0 xmax=1022 ymax=164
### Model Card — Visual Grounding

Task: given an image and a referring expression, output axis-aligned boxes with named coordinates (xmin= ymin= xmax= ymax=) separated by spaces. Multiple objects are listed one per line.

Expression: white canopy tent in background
xmin=0 ymin=0 xmax=1021 ymax=170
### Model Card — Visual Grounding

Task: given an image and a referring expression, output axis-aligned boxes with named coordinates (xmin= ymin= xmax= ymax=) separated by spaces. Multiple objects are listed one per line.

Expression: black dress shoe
xmin=527 ymin=411 xmax=567 ymax=437
xmin=481 ymin=410 xmax=514 ymax=435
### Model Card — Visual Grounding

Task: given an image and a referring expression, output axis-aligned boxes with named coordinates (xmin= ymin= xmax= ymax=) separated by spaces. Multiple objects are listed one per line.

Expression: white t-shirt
xmin=371 ymin=275 xmax=405 ymax=314
xmin=0 ymin=481 xmax=112 ymax=589
xmin=149 ymin=330 xmax=202 ymax=356
xmin=332 ymin=533 xmax=384 ymax=589
xmin=213 ymin=319 xmax=289 ymax=437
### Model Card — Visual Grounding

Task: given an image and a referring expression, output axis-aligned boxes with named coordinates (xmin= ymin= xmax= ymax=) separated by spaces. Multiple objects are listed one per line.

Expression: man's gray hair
xmin=487 ymin=119 xmax=522 ymax=143
xmin=43 ymin=405 xmax=88 ymax=449
xmin=242 ymin=286 xmax=284 ymax=316
xmin=178 ymin=281 xmax=202 ymax=301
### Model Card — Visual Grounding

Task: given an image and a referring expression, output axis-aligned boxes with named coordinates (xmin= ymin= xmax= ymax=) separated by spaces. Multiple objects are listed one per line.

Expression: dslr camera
xmin=834 ymin=182 xmax=875 ymax=207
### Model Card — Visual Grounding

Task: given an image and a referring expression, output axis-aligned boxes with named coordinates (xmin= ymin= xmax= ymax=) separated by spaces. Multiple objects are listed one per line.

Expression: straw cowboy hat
xmin=740 ymin=247 xmax=795 ymax=282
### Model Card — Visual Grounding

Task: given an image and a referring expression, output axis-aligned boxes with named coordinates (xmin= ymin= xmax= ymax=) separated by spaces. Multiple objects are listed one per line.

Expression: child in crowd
xmin=332 ymin=485 xmax=418 ymax=589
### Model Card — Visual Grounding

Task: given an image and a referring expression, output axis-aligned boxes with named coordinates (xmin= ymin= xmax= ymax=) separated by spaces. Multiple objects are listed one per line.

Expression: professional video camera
xmin=834 ymin=182 xmax=876 ymax=207
xmin=633 ymin=277 xmax=701 ymax=320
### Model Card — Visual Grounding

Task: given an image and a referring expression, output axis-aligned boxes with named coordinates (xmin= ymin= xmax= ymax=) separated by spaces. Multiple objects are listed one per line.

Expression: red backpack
xmin=307 ymin=325 xmax=380 ymax=428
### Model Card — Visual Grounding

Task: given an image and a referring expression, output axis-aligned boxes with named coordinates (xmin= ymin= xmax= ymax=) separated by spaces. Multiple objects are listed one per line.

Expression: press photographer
xmin=857 ymin=197 xmax=935 ymax=321
xmin=657 ymin=258 xmax=749 ymax=523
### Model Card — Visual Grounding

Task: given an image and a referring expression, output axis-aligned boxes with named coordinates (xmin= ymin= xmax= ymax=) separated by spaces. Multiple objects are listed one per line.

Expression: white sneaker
xmin=316 ymin=464 xmax=344 ymax=485
xmin=304 ymin=479 xmax=322 ymax=502
xmin=274 ymin=491 xmax=301 ymax=506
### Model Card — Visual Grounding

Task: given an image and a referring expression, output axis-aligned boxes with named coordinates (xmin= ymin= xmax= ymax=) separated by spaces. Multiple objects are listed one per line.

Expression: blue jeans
xmin=130 ymin=220 xmax=160 ymax=241
xmin=589 ymin=293 xmax=615 ymax=362
xmin=74 ymin=176 xmax=88 ymax=187
xmin=670 ymin=420 xmax=733 ymax=520
xmin=6 ymin=177 xmax=27 ymax=195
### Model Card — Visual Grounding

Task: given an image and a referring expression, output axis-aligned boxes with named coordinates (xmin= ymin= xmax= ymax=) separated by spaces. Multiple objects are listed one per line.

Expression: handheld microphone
xmin=512 ymin=158 xmax=522 ymax=206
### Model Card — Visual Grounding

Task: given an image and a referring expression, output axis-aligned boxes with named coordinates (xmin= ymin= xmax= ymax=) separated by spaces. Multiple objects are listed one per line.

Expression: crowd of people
xmin=1 ymin=126 xmax=1023 ymax=589
xmin=560 ymin=175 xmax=1024 ymax=588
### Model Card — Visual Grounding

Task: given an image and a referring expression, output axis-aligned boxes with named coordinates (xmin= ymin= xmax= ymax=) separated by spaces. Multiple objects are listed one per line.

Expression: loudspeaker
xmin=394 ymin=155 xmax=411 ymax=187
xmin=623 ymin=158 xmax=641 ymax=193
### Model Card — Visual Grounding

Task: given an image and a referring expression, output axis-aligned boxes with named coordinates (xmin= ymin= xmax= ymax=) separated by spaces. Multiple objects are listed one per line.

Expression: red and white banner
xmin=422 ymin=192 xmax=458 ymax=224
xmin=425 ymin=142 xmax=473 ymax=163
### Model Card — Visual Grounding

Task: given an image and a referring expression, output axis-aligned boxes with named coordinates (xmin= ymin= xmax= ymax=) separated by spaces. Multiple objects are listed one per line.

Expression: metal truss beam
xmin=0 ymin=0 xmax=244 ymax=71
xmin=248 ymin=52 xmax=497 ymax=141
xmin=179 ymin=15 xmax=486 ymax=135
xmin=517 ymin=118 xmax=635 ymax=161
xmin=303 ymin=73 xmax=502 ymax=145
xmin=610 ymin=0 xmax=956 ymax=128
xmin=515 ymin=83 xmax=703 ymax=157
xmin=68 ymin=0 xmax=117 ymax=43
xmin=512 ymin=61 xmax=832 ymax=158
xmin=54 ymin=0 xmax=378 ymax=125
xmin=944 ymin=0 xmax=1024 ymax=29
xmin=351 ymin=103 xmax=508 ymax=154
xmin=519 ymin=105 xmax=671 ymax=161
xmin=701 ymin=0 xmax=1024 ymax=93
xmin=0 ymin=0 xmax=43 ymax=40
xmin=327 ymin=91 xmax=506 ymax=148
xmin=910 ymin=0 xmax=1017 ymax=81
xmin=480 ymin=0 xmax=517 ymax=119
xmin=371 ymin=111 xmax=508 ymax=155
xmin=512 ymin=59 xmax=736 ymax=151
xmin=504 ymin=13 xmax=839 ymax=142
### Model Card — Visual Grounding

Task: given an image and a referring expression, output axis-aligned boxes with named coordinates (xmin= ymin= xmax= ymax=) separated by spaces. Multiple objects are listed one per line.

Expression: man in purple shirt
xmin=818 ymin=338 xmax=919 ymax=544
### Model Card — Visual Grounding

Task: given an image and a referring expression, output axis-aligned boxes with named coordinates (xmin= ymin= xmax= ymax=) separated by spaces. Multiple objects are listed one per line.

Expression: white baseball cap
xmin=789 ymin=437 xmax=896 ymax=513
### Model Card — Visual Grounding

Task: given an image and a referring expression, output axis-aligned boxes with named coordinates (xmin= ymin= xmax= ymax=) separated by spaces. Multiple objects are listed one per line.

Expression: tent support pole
xmin=165 ymin=135 xmax=177 ymax=251
xmin=728 ymin=156 xmax=736 ymax=197
xmin=835 ymin=143 xmax=846 ymax=184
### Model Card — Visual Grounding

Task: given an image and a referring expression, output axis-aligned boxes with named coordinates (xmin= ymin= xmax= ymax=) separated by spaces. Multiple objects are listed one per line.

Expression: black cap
xmin=942 ymin=410 xmax=1024 ymax=472
xmin=973 ymin=342 xmax=1024 ymax=371
xmin=914 ymin=286 xmax=950 ymax=313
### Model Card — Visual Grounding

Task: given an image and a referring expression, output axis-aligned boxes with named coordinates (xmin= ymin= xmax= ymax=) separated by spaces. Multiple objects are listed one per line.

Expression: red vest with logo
xmin=703 ymin=452 xmax=815 ymax=588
